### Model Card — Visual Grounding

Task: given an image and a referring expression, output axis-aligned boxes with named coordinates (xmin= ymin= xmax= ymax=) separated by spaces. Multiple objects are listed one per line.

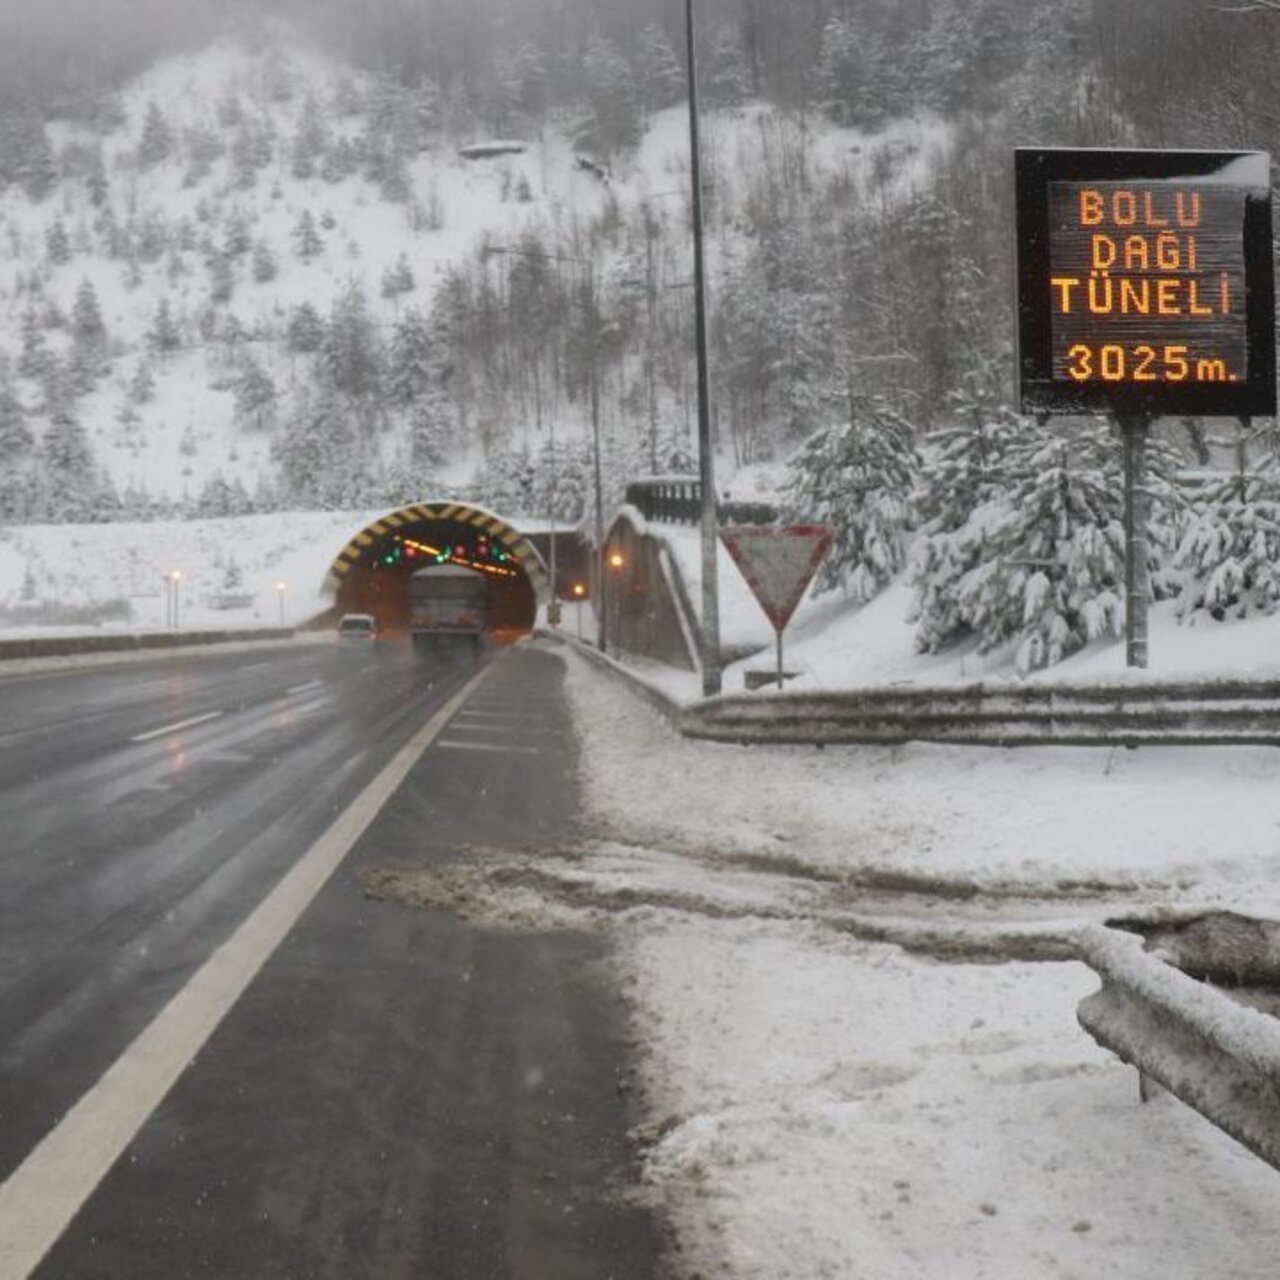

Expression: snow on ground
xmin=0 ymin=509 xmax=381 ymax=629
xmin=649 ymin=526 xmax=1280 ymax=699
xmin=548 ymin=649 xmax=1280 ymax=1279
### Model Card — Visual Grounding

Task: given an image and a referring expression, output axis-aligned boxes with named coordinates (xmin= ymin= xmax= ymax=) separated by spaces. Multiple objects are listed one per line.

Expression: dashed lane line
xmin=0 ymin=665 xmax=492 ymax=1280
xmin=434 ymin=739 xmax=542 ymax=754
xmin=128 ymin=711 xmax=224 ymax=743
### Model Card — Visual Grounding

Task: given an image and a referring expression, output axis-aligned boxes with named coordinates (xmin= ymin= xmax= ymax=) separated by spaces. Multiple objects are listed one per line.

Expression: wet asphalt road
xmin=0 ymin=638 xmax=661 ymax=1278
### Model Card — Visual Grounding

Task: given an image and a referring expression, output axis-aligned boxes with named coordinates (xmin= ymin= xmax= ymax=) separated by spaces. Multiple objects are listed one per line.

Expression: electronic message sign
xmin=1016 ymin=149 xmax=1275 ymax=417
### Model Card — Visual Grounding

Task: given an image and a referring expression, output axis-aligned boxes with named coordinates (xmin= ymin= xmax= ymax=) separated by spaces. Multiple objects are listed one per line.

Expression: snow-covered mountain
xmin=0 ymin=23 xmax=949 ymax=526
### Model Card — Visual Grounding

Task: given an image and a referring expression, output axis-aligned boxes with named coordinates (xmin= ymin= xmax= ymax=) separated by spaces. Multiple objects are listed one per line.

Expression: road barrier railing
xmin=1076 ymin=922 xmax=1280 ymax=1172
xmin=0 ymin=627 xmax=295 ymax=662
xmin=680 ymin=679 xmax=1280 ymax=746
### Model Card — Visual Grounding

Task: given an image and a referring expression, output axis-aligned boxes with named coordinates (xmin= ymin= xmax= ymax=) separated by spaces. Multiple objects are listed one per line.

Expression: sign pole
xmin=776 ymin=629 xmax=784 ymax=688
xmin=1119 ymin=413 xmax=1150 ymax=669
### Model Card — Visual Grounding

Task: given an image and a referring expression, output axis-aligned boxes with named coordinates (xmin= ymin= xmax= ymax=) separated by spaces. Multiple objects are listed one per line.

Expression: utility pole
xmin=589 ymin=289 xmax=607 ymax=654
xmin=685 ymin=0 xmax=721 ymax=695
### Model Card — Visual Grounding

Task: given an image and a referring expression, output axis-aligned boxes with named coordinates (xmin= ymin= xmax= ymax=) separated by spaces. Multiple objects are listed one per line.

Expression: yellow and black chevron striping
xmin=326 ymin=503 xmax=547 ymax=591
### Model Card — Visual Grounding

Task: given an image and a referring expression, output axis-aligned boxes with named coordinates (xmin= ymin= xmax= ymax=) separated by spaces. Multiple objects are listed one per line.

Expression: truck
xmin=407 ymin=563 xmax=488 ymax=662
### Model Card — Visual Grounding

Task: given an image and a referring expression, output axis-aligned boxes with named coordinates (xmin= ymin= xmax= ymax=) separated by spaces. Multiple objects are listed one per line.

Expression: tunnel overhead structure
xmin=324 ymin=501 xmax=549 ymax=637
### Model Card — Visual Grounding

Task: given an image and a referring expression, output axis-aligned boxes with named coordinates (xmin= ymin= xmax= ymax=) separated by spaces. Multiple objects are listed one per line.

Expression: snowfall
xmin=6 ymin=510 xmax=1280 ymax=1278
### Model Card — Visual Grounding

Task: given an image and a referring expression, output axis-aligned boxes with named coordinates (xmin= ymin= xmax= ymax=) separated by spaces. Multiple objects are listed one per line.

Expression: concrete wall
xmin=602 ymin=514 xmax=700 ymax=672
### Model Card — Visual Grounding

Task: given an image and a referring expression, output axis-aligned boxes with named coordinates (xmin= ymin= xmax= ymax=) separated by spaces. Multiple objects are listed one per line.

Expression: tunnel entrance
xmin=325 ymin=503 xmax=546 ymax=640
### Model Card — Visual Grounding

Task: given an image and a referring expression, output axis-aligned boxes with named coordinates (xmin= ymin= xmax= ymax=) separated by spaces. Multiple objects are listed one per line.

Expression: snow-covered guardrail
xmin=1076 ymin=922 xmax=1280 ymax=1172
xmin=681 ymin=680 xmax=1280 ymax=746
xmin=0 ymin=627 xmax=295 ymax=661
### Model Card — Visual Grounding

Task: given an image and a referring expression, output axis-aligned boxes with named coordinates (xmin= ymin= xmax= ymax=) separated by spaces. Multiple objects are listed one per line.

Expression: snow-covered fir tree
xmin=291 ymin=209 xmax=324 ymax=261
xmin=913 ymin=418 xmax=1182 ymax=672
xmin=1174 ymin=419 xmax=1280 ymax=623
xmin=908 ymin=374 xmax=1023 ymax=653
xmin=137 ymin=102 xmax=173 ymax=169
xmin=782 ymin=396 xmax=919 ymax=602
xmin=286 ymin=301 xmax=325 ymax=354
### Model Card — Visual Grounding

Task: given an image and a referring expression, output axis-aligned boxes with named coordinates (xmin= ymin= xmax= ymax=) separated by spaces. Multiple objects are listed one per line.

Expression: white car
xmin=335 ymin=612 xmax=379 ymax=649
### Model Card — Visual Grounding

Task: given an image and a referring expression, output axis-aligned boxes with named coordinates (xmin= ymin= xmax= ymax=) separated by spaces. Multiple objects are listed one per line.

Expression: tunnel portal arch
xmin=325 ymin=502 xmax=548 ymax=636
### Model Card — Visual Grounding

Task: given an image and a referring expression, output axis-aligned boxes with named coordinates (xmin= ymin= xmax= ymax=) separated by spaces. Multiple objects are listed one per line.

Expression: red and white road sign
xmin=719 ymin=524 xmax=833 ymax=632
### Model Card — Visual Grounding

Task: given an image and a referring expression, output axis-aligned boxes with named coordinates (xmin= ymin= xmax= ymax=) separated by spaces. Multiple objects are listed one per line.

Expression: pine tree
xmin=233 ymin=359 xmax=277 ymax=431
xmin=783 ymin=397 xmax=920 ymax=602
xmin=138 ymin=101 xmax=173 ymax=169
xmin=292 ymin=209 xmax=324 ymax=261
xmin=222 ymin=210 xmax=252 ymax=259
xmin=381 ymin=252 xmax=416 ymax=300
xmin=251 ymin=240 xmax=277 ymax=283
xmin=321 ymin=284 xmax=381 ymax=399
xmin=579 ymin=35 xmax=640 ymax=155
xmin=707 ymin=26 xmax=751 ymax=107
xmin=407 ymin=396 xmax=450 ymax=469
xmin=913 ymin=419 xmax=1182 ymax=672
xmin=273 ymin=386 xmax=357 ymax=507
xmin=45 ymin=220 xmax=71 ymax=265
xmin=41 ymin=399 xmax=100 ymax=519
xmin=286 ymin=301 xmax=325 ymax=354
xmin=1174 ymin=421 xmax=1280 ymax=622
xmin=387 ymin=308 xmax=433 ymax=405
xmin=18 ymin=306 xmax=53 ymax=382
xmin=206 ymin=250 xmax=234 ymax=304
xmin=637 ymin=24 xmax=684 ymax=117
xmin=146 ymin=298 xmax=182 ymax=355
xmin=908 ymin=380 xmax=1024 ymax=653
xmin=86 ymin=150 xmax=109 ymax=208
xmin=478 ymin=443 xmax=535 ymax=515
xmin=20 ymin=123 xmax=58 ymax=201
xmin=0 ymin=382 xmax=32 ymax=457
xmin=128 ymin=359 xmax=156 ymax=404
xmin=71 ymin=278 xmax=107 ymax=351
xmin=291 ymin=94 xmax=329 ymax=180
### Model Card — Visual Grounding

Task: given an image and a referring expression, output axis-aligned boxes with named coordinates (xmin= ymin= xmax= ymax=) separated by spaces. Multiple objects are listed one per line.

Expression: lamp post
xmin=166 ymin=570 xmax=182 ymax=630
xmin=685 ymin=0 xmax=721 ymax=695
xmin=276 ymin=581 xmax=286 ymax=627
xmin=481 ymin=243 xmax=608 ymax=652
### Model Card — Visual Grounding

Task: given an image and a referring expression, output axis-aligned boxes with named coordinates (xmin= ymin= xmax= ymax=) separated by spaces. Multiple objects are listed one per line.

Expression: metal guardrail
xmin=1076 ymin=922 xmax=1280 ymax=1172
xmin=0 ymin=628 xmax=296 ymax=662
xmin=682 ymin=680 xmax=1280 ymax=746
xmin=624 ymin=478 xmax=777 ymax=527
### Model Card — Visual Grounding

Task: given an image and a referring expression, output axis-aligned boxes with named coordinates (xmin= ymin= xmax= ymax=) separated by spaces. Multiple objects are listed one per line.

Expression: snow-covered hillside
xmin=0 ymin=25 xmax=950 ymax=525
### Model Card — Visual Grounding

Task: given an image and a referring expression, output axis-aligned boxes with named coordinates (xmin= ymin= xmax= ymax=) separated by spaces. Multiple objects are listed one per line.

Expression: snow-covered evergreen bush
xmin=911 ymin=414 xmax=1183 ymax=672
xmin=1175 ymin=422 xmax=1280 ymax=623
xmin=782 ymin=396 xmax=919 ymax=602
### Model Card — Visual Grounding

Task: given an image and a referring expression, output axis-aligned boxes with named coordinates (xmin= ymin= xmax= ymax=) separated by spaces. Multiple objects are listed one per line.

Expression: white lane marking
xmin=450 ymin=710 xmax=546 ymax=722
xmin=434 ymin=738 xmax=542 ymax=754
xmin=0 ymin=666 xmax=492 ymax=1280
xmin=128 ymin=711 xmax=224 ymax=743
xmin=285 ymin=679 xmax=324 ymax=695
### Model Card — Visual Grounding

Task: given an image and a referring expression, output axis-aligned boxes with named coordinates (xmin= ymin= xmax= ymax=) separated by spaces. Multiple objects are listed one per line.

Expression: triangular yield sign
xmin=719 ymin=525 xmax=833 ymax=632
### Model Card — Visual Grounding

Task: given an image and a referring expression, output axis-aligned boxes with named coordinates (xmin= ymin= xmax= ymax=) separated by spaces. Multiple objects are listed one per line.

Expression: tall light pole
xmin=685 ymin=0 xmax=722 ymax=695
xmin=167 ymin=570 xmax=182 ymax=631
xmin=481 ymin=243 xmax=607 ymax=651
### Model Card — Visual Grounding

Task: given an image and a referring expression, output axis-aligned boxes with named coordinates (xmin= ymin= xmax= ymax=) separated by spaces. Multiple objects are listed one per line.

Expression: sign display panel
xmin=1016 ymin=149 xmax=1275 ymax=417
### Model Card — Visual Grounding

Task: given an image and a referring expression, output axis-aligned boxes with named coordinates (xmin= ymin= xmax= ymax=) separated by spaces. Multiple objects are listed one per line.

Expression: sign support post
xmin=1119 ymin=414 xmax=1150 ymax=669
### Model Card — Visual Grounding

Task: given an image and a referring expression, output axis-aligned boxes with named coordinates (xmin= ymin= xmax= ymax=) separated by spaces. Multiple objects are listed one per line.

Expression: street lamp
xmin=276 ymin=581 xmax=286 ymax=627
xmin=481 ymin=243 xmax=608 ymax=652
xmin=684 ymin=0 xmax=722 ymax=696
xmin=166 ymin=570 xmax=182 ymax=630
